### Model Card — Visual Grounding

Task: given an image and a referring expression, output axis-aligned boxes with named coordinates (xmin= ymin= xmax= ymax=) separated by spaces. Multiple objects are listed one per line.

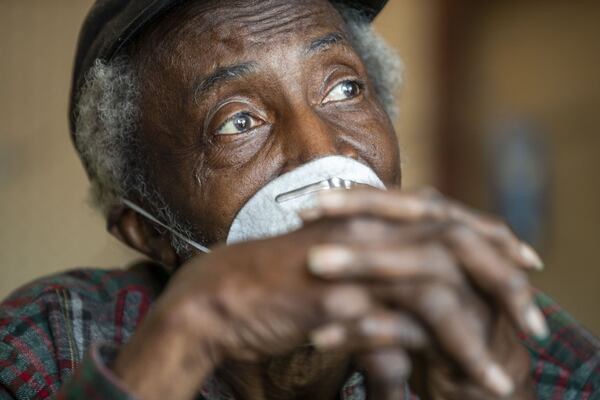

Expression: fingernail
xmin=310 ymin=324 xmax=347 ymax=349
xmin=525 ymin=305 xmax=549 ymax=339
xmin=520 ymin=243 xmax=544 ymax=271
xmin=317 ymin=190 xmax=347 ymax=209
xmin=308 ymin=246 xmax=354 ymax=276
xmin=484 ymin=363 xmax=514 ymax=397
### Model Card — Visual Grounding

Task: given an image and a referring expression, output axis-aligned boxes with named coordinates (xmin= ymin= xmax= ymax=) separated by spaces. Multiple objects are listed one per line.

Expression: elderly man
xmin=1 ymin=0 xmax=599 ymax=399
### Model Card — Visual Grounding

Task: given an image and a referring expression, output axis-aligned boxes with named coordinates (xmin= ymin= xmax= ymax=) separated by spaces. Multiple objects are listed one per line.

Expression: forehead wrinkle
xmin=141 ymin=0 xmax=346 ymax=65
xmin=195 ymin=1 xmax=339 ymax=47
xmin=241 ymin=9 xmax=333 ymax=42
xmin=228 ymin=1 xmax=298 ymax=24
xmin=137 ymin=0 xmax=348 ymax=101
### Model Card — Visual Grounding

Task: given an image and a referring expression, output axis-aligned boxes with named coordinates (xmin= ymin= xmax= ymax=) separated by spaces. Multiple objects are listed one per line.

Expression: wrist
xmin=113 ymin=301 xmax=221 ymax=400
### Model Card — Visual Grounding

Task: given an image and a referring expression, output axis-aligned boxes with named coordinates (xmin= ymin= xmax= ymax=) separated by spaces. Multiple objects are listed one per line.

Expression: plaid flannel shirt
xmin=0 ymin=263 xmax=599 ymax=399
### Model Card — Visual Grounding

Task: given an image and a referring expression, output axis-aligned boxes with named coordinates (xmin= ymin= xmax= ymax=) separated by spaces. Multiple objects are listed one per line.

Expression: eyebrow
xmin=193 ymin=62 xmax=256 ymax=100
xmin=191 ymin=33 xmax=346 ymax=100
xmin=306 ymin=32 xmax=347 ymax=55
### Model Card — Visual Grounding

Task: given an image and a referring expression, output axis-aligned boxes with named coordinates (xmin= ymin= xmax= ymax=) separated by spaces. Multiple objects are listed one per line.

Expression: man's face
xmin=134 ymin=0 xmax=401 ymax=244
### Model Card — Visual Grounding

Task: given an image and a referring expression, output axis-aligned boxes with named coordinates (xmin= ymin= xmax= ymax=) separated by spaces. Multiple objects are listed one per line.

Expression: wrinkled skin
xmin=108 ymin=1 xmax=542 ymax=399
xmin=129 ymin=0 xmax=399 ymax=245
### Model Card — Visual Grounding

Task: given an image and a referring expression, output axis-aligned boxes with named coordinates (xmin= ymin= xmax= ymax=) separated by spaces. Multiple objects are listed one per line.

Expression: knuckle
xmin=345 ymin=217 xmax=388 ymax=239
xmin=344 ymin=217 xmax=367 ymax=235
xmin=356 ymin=316 xmax=380 ymax=339
xmin=423 ymin=190 xmax=448 ymax=218
xmin=417 ymin=284 xmax=458 ymax=324
xmin=326 ymin=217 xmax=363 ymax=240
xmin=323 ymin=286 xmax=372 ymax=319
xmin=365 ymin=352 xmax=411 ymax=382
xmin=446 ymin=220 xmax=474 ymax=243
xmin=159 ymin=295 xmax=220 ymax=337
xmin=489 ymin=219 xmax=515 ymax=241
xmin=423 ymin=243 xmax=454 ymax=270
xmin=394 ymin=315 xmax=428 ymax=347
xmin=500 ymin=270 xmax=530 ymax=296
xmin=491 ymin=269 xmax=531 ymax=307
xmin=417 ymin=186 xmax=443 ymax=201
xmin=422 ymin=244 xmax=465 ymax=285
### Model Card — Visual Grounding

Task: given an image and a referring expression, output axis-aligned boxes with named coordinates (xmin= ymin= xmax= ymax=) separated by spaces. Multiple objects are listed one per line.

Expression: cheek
xmin=373 ymin=118 xmax=401 ymax=186
xmin=193 ymin=171 xmax=247 ymax=242
xmin=204 ymin=129 xmax=271 ymax=168
xmin=364 ymin=98 xmax=401 ymax=186
xmin=329 ymin=102 xmax=400 ymax=186
xmin=193 ymin=154 xmax=283 ymax=242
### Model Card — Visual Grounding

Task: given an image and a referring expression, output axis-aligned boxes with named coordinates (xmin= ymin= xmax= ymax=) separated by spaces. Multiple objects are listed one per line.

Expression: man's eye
xmin=217 ymin=112 xmax=262 ymax=135
xmin=323 ymin=80 xmax=363 ymax=104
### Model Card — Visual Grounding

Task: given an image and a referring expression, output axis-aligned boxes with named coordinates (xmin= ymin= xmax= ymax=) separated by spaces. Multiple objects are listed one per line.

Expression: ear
xmin=107 ymin=204 xmax=180 ymax=269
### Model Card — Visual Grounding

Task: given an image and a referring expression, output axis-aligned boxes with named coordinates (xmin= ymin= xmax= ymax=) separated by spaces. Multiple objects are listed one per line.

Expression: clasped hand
xmin=116 ymin=188 xmax=546 ymax=400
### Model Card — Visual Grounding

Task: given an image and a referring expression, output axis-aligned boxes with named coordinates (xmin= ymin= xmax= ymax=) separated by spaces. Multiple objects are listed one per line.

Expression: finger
xmin=299 ymin=188 xmax=437 ymax=222
xmin=308 ymin=243 xmax=465 ymax=287
xmin=379 ymin=283 xmax=515 ymax=397
xmin=221 ymin=284 xmax=374 ymax=358
xmin=356 ymin=348 xmax=412 ymax=400
xmin=443 ymin=207 xmax=544 ymax=272
xmin=310 ymin=310 xmax=429 ymax=352
xmin=319 ymin=284 xmax=374 ymax=320
xmin=443 ymin=224 xmax=549 ymax=339
xmin=301 ymin=188 xmax=543 ymax=271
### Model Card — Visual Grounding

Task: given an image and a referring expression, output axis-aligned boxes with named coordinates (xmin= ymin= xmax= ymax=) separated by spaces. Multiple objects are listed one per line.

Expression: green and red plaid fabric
xmin=0 ymin=264 xmax=598 ymax=399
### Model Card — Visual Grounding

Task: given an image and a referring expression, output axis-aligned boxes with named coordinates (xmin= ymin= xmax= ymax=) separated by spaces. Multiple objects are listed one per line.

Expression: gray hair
xmin=73 ymin=2 xmax=403 ymax=256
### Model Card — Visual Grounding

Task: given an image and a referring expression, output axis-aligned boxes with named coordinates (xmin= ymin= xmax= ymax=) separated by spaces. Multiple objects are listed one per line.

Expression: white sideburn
xmin=121 ymin=156 xmax=386 ymax=253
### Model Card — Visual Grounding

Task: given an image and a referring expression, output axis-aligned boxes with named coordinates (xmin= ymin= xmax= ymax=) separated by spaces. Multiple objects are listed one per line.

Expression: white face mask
xmin=122 ymin=156 xmax=386 ymax=253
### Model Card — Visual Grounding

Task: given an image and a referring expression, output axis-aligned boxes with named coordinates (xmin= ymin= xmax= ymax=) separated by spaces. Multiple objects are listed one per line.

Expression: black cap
xmin=69 ymin=0 xmax=388 ymax=139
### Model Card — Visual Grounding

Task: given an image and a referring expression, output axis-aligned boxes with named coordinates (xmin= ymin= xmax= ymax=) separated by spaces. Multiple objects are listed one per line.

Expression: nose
xmin=279 ymin=106 xmax=359 ymax=173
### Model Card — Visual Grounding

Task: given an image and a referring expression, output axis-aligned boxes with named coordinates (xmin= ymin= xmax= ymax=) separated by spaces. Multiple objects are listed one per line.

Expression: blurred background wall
xmin=0 ymin=0 xmax=598 ymax=334
xmin=438 ymin=0 xmax=600 ymax=336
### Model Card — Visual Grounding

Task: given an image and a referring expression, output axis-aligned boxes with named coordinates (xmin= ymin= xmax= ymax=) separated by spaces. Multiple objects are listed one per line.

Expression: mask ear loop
xmin=120 ymin=198 xmax=211 ymax=254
